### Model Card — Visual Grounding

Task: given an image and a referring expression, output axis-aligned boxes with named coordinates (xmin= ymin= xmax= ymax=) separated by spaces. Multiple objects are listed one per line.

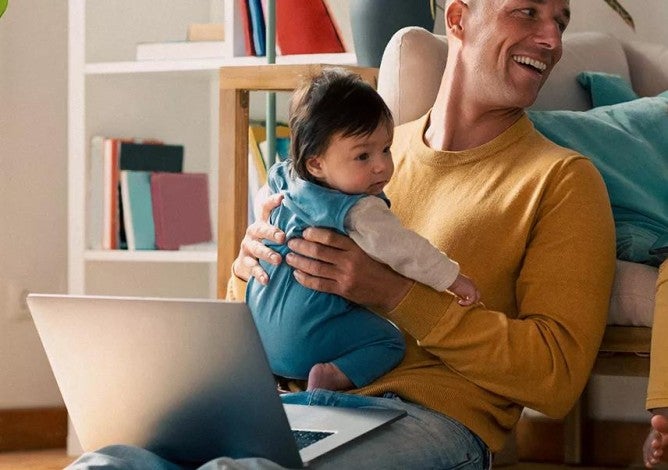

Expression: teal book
xmin=120 ymin=171 xmax=156 ymax=251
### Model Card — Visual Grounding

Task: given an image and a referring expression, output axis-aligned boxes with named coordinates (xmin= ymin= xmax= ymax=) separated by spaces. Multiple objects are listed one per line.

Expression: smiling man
xmin=231 ymin=0 xmax=613 ymax=467
xmin=69 ymin=1 xmax=616 ymax=469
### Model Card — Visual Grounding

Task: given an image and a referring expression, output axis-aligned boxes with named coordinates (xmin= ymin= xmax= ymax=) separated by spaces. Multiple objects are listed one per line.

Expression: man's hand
xmin=232 ymin=192 xmax=285 ymax=284
xmin=285 ymin=227 xmax=413 ymax=313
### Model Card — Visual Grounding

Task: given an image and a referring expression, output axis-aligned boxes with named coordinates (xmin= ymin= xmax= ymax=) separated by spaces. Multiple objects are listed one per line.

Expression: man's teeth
xmin=512 ymin=55 xmax=547 ymax=72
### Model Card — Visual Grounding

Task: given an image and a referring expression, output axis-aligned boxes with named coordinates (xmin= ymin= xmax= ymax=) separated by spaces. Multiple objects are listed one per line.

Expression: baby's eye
xmin=383 ymin=146 xmax=391 ymax=154
xmin=355 ymin=153 xmax=369 ymax=161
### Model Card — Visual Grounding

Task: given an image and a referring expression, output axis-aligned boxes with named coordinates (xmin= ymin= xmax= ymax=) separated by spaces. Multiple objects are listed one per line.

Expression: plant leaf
xmin=602 ymin=0 xmax=635 ymax=30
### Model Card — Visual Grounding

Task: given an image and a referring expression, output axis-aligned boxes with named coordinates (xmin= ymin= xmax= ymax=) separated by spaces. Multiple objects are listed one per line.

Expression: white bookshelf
xmin=83 ymin=249 xmax=217 ymax=263
xmin=67 ymin=0 xmax=356 ymax=455
xmin=85 ymin=52 xmax=357 ymax=75
xmin=68 ymin=0 xmax=356 ymax=299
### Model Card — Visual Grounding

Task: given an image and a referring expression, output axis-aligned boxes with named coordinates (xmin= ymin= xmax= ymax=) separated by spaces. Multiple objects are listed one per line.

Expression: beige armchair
xmin=376 ymin=27 xmax=667 ymax=463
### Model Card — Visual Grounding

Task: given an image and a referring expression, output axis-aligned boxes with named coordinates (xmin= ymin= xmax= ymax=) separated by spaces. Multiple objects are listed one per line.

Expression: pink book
xmin=150 ymin=172 xmax=212 ymax=250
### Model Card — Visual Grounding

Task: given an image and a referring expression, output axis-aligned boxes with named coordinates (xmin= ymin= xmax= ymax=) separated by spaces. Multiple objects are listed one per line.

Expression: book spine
xmin=247 ymin=0 xmax=266 ymax=56
xmin=120 ymin=171 xmax=136 ymax=251
xmin=87 ymin=136 xmax=105 ymax=250
xmin=111 ymin=140 xmax=122 ymax=250
xmin=238 ymin=0 xmax=256 ymax=56
xmin=102 ymin=138 xmax=121 ymax=250
xmin=150 ymin=173 xmax=166 ymax=250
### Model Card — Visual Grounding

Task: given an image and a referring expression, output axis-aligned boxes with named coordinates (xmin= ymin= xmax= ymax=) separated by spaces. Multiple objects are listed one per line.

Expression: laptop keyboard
xmin=291 ymin=429 xmax=334 ymax=450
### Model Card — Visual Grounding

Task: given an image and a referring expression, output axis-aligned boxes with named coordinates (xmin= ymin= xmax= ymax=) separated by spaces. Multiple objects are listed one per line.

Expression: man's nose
xmin=535 ymin=20 xmax=562 ymax=50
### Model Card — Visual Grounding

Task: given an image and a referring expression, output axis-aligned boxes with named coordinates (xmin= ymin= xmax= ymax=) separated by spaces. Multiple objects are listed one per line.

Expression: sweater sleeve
xmin=345 ymin=197 xmax=460 ymax=292
xmin=226 ymin=270 xmax=248 ymax=301
xmin=380 ymin=158 xmax=616 ymax=418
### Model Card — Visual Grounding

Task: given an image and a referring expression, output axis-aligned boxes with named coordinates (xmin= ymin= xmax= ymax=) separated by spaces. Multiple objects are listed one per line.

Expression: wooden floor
xmin=0 ymin=449 xmax=653 ymax=470
xmin=0 ymin=449 xmax=75 ymax=470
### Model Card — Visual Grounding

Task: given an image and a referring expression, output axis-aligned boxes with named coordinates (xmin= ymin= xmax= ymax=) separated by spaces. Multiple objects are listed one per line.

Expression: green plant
xmin=429 ymin=0 xmax=635 ymax=30
xmin=602 ymin=0 xmax=634 ymax=29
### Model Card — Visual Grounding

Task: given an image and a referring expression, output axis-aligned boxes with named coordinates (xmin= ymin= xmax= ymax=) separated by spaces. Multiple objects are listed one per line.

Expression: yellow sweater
xmin=229 ymin=114 xmax=616 ymax=451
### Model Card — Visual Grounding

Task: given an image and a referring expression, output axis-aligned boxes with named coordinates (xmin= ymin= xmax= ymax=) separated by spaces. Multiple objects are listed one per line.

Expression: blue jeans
xmin=68 ymin=390 xmax=491 ymax=470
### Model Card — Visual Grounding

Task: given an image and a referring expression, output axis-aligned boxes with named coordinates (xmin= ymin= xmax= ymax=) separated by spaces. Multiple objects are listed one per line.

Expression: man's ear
xmin=446 ymin=0 xmax=466 ymax=39
xmin=305 ymin=156 xmax=325 ymax=179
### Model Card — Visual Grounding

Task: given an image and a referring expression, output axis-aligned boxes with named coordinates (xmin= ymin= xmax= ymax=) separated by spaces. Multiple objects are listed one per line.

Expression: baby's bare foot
xmin=644 ymin=414 xmax=668 ymax=468
xmin=307 ymin=363 xmax=353 ymax=391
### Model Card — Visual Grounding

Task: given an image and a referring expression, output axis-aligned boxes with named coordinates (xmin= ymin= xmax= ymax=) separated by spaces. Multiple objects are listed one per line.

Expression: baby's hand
xmin=448 ymin=273 xmax=481 ymax=306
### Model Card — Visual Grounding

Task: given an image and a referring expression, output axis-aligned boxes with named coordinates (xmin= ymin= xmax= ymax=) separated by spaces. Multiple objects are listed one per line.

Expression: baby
xmin=246 ymin=68 xmax=480 ymax=392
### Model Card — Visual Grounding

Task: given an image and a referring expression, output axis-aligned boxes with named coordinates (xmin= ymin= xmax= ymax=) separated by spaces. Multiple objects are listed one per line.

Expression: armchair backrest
xmin=377 ymin=28 xmax=668 ymax=125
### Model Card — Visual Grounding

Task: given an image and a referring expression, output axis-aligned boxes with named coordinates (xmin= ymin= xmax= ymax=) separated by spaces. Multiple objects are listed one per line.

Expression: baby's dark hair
xmin=288 ymin=67 xmax=394 ymax=182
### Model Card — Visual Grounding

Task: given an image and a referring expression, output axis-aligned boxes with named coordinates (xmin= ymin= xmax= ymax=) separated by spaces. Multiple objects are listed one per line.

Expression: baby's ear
xmin=305 ymin=156 xmax=325 ymax=178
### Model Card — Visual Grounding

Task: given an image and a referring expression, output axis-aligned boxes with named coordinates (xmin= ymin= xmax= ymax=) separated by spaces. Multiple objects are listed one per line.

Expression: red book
xmin=276 ymin=0 xmax=345 ymax=55
xmin=103 ymin=138 xmax=131 ymax=250
xmin=150 ymin=173 xmax=212 ymax=250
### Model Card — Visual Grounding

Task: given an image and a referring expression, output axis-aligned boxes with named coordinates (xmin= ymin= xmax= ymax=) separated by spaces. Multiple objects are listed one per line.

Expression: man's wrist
xmin=376 ymin=274 xmax=413 ymax=314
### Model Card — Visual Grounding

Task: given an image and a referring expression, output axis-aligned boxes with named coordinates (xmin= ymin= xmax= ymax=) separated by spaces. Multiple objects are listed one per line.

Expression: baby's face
xmin=307 ymin=124 xmax=394 ymax=195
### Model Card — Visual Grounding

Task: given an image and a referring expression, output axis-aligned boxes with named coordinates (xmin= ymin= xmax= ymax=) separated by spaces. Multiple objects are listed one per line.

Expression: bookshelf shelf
xmin=67 ymin=0 xmax=358 ymax=455
xmin=85 ymin=53 xmax=357 ymax=75
xmin=68 ymin=0 xmax=358 ymax=305
xmin=84 ymin=250 xmax=217 ymax=263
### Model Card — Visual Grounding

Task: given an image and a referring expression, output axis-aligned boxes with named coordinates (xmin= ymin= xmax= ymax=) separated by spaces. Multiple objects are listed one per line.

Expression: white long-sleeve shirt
xmin=345 ymin=196 xmax=460 ymax=292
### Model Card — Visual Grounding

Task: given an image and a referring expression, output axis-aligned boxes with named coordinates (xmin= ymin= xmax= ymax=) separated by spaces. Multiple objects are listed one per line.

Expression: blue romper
xmin=246 ymin=161 xmax=405 ymax=387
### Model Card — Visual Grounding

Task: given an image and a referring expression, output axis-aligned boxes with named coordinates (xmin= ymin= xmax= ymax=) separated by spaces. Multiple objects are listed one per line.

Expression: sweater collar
xmin=410 ymin=111 xmax=534 ymax=167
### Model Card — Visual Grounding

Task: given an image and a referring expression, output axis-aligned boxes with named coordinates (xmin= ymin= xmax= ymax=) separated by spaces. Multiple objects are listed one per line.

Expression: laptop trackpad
xmin=283 ymin=404 xmax=406 ymax=464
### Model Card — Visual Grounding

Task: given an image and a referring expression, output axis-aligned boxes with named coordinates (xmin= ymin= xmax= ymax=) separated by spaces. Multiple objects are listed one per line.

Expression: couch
xmin=377 ymin=28 xmax=667 ymax=463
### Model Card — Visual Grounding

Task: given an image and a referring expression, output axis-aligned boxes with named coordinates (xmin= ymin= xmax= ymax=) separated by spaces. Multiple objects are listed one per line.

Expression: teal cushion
xmin=528 ymin=96 xmax=668 ymax=266
xmin=577 ymin=71 xmax=639 ymax=107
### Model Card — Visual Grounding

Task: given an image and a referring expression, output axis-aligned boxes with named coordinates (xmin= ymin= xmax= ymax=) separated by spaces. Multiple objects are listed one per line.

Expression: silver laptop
xmin=27 ymin=294 xmax=405 ymax=467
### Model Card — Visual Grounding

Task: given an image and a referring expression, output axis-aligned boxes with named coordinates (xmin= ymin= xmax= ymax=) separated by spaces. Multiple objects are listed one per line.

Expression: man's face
xmin=460 ymin=0 xmax=570 ymax=109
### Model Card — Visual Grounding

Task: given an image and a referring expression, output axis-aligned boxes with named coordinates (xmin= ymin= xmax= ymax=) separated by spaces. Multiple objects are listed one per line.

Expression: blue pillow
xmin=577 ymin=71 xmax=639 ymax=107
xmin=528 ymin=96 xmax=668 ymax=266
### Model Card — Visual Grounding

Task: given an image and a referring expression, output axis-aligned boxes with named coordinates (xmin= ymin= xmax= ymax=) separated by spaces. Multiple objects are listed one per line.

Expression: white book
xmin=136 ymin=41 xmax=227 ymax=61
xmin=87 ymin=136 xmax=105 ymax=250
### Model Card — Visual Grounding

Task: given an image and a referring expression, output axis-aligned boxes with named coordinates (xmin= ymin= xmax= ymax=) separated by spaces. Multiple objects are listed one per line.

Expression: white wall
xmin=559 ymin=0 xmax=666 ymax=423
xmin=567 ymin=0 xmax=668 ymax=45
xmin=434 ymin=0 xmax=668 ymax=46
xmin=0 ymin=0 xmax=68 ymax=408
xmin=0 ymin=0 xmax=665 ymax=418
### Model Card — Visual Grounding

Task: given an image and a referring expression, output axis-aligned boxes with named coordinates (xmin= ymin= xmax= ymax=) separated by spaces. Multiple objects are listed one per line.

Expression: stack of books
xmin=239 ymin=0 xmax=346 ymax=57
xmin=135 ymin=1 xmax=351 ymax=61
xmin=88 ymin=137 xmax=212 ymax=251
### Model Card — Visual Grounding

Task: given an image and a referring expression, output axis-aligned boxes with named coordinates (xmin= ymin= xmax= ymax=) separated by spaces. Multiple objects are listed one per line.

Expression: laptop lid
xmin=28 ymin=294 xmax=405 ymax=467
